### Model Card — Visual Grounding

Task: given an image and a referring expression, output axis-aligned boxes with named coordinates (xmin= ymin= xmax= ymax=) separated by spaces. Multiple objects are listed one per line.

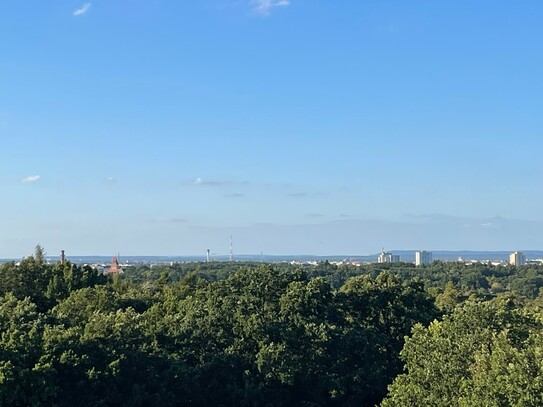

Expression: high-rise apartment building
xmin=509 ymin=251 xmax=526 ymax=266
xmin=415 ymin=250 xmax=433 ymax=266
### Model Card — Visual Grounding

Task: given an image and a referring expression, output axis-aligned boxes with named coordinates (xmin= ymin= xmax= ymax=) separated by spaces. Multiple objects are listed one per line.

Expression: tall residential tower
xmin=415 ymin=251 xmax=433 ymax=266
xmin=509 ymin=251 xmax=526 ymax=266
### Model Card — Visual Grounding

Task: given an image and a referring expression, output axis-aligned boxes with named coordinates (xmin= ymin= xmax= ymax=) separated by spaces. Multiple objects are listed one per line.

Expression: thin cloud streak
xmin=22 ymin=175 xmax=41 ymax=183
xmin=190 ymin=177 xmax=249 ymax=187
xmin=251 ymin=0 xmax=290 ymax=15
xmin=73 ymin=3 xmax=92 ymax=16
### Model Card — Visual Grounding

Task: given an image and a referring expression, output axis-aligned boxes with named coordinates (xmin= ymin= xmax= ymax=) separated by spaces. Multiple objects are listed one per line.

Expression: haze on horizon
xmin=1 ymin=1 xmax=543 ymax=258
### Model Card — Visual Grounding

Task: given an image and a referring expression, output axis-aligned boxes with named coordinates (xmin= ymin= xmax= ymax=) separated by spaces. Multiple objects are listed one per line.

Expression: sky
xmin=1 ymin=1 xmax=543 ymax=257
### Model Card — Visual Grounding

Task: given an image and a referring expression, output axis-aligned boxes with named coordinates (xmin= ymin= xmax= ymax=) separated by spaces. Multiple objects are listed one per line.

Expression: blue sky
xmin=1 ymin=1 xmax=543 ymax=257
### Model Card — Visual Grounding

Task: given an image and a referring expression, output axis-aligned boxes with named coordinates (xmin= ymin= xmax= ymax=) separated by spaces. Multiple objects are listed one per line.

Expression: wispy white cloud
xmin=251 ymin=0 xmax=290 ymax=15
xmin=193 ymin=177 xmax=213 ymax=186
xmin=189 ymin=177 xmax=249 ymax=187
xmin=22 ymin=175 xmax=41 ymax=183
xmin=73 ymin=3 xmax=92 ymax=16
xmin=481 ymin=222 xmax=500 ymax=229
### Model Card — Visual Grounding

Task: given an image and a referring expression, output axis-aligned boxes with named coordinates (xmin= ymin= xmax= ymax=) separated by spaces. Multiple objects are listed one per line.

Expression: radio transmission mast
xmin=229 ymin=235 xmax=233 ymax=262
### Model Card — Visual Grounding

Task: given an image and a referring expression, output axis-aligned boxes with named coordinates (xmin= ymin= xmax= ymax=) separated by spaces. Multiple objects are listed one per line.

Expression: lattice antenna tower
xmin=229 ymin=235 xmax=234 ymax=262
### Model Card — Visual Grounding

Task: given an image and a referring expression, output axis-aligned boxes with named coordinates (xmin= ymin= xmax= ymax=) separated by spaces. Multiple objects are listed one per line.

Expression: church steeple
xmin=110 ymin=256 xmax=120 ymax=273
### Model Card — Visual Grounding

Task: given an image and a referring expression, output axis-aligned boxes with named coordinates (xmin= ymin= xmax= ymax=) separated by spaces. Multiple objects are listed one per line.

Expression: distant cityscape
xmin=375 ymin=249 xmax=530 ymax=267
xmin=1 ymin=249 xmax=540 ymax=271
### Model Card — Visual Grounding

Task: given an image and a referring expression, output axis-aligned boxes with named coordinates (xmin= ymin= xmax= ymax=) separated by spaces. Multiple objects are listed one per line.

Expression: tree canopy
xmin=1 ymin=249 xmax=543 ymax=405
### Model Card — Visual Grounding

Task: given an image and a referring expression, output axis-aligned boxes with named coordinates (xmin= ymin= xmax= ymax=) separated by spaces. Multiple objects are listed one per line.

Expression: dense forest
xmin=1 ymin=247 xmax=543 ymax=406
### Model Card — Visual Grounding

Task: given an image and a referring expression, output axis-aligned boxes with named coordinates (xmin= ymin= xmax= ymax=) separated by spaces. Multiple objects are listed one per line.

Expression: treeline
xmin=1 ymin=248 xmax=543 ymax=406
xmin=125 ymin=259 xmax=543 ymax=303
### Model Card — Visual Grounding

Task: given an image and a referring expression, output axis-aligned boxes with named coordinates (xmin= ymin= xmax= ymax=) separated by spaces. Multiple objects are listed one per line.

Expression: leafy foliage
xmin=2 ymin=248 xmax=543 ymax=405
xmin=382 ymin=299 xmax=543 ymax=406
